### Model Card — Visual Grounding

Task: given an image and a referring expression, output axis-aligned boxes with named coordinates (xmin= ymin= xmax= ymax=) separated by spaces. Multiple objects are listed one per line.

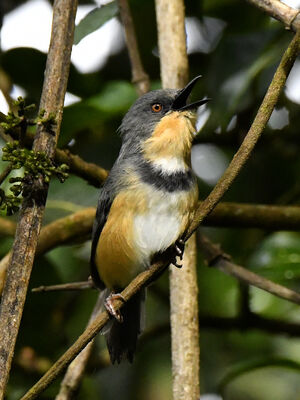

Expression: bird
xmin=90 ymin=76 xmax=209 ymax=364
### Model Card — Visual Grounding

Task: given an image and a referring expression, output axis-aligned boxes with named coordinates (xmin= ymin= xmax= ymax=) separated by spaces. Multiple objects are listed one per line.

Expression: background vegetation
xmin=1 ymin=0 xmax=300 ymax=399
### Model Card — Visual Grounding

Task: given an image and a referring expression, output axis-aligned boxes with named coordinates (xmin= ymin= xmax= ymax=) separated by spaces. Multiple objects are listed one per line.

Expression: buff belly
xmin=95 ymin=183 xmax=197 ymax=290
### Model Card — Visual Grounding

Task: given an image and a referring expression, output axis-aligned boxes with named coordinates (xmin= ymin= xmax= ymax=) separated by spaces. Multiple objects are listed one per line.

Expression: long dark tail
xmin=105 ymin=289 xmax=145 ymax=364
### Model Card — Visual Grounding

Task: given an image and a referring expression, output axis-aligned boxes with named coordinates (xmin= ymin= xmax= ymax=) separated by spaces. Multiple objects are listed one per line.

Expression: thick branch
xmin=246 ymin=0 xmax=300 ymax=31
xmin=155 ymin=1 xmax=200 ymax=399
xmin=185 ymin=29 xmax=300 ymax=241
xmin=198 ymin=233 xmax=300 ymax=306
xmin=0 ymin=1 xmax=77 ymax=395
xmin=118 ymin=0 xmax=150 ymax=95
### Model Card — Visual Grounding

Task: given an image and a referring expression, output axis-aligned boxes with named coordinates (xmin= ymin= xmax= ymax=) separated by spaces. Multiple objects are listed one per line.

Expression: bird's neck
xmin=141 ymin=110 xmax=196 ymax=171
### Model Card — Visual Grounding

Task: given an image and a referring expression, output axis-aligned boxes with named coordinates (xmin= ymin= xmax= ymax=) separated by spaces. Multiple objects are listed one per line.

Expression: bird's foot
xmin=171 ymin=238 xmax=185 ymax=268
xmin=104 ymin=292 xmax=125 ymax=323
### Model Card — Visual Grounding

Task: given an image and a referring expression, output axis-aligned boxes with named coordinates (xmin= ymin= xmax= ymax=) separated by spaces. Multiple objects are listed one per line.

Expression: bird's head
xmin=119 ymin=76 xmax=209 ymax=160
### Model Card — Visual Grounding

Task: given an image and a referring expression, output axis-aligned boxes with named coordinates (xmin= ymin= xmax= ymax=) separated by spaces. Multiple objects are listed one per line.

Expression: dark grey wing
xmin=90 ymin=183 xmax=116 ymax=289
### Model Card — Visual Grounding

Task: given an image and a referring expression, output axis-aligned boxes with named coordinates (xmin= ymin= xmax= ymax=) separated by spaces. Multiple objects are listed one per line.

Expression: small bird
xmin=90 ymin=76 xmax=209 ymax=364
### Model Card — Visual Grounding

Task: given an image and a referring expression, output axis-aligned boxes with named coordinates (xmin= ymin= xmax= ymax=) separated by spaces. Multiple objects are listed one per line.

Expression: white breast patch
xmin=152 ymin=157 xmax=187 ymax=174
xmin=133 ymin=187 xmax=184 ymax=264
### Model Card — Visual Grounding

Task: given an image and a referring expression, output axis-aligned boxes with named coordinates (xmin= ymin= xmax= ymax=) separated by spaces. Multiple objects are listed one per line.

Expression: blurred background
xmin=1 ymin=0 xmax=300 ymax=399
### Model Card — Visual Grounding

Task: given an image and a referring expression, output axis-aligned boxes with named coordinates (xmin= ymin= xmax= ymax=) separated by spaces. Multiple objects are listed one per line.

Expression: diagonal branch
xmin=0 ymin=0 xmax=78 ymax=396
xmin=118 ymin=0 xmax=150 ymax=95
xmin=245 ymin=0 xmax=300 ymax=31
xmin=198 ymin=233 xmax=300 ymax=305
xmin=185 ymin=29 xmax=300 ymax=241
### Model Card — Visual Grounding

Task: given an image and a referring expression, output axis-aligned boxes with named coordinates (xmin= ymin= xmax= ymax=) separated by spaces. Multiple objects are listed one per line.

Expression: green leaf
xmin=74 ymin=2 xmax=119 ymax=45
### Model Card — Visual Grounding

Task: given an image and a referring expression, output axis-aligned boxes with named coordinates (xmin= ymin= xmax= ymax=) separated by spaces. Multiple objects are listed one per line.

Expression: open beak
xmin=171 ymin=75 xmax=211 ymax=111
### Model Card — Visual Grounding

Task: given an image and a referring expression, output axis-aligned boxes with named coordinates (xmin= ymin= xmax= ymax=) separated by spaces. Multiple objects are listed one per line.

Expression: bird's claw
xmin=171 ymin=238 xmax=185 ymax=268
xmin=104 ymin=292 xmax=126 ymax=323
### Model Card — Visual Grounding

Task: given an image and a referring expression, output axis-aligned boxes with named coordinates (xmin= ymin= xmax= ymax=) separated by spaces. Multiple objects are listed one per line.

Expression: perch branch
xmin=0 ymin=1 xmax=78 ymax=396
xmin=118 ymin=0 xmax=150 ymax=95
xmin=198 ymin=233 xmax=300 ymax=305
xmin=245 ymin=0 xmax=300 ymax=31
xmin=185 ymin=28 xmax=300 ymax=241
xmin=20 ymin=254 xmax=171 ymax=400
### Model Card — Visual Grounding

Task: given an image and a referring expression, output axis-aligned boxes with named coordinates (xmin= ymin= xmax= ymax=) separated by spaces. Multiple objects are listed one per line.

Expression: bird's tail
xmin=104 ymin=289 xmax=145 ymax=364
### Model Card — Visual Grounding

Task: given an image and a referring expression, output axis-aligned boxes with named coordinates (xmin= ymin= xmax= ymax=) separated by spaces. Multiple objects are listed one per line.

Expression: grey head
xmin=118 ymin=76 xmax=210 ymax=148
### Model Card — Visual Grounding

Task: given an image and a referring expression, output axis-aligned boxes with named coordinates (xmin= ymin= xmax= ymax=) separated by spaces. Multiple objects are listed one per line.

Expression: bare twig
xmin=118 ymin=0 xmax=150 ymax=95
xmin=155 ymin=1 xmax=200 ymax=399
xmin=0 ymin=208 xmax=95 ymax=293
xmin=245 ymin=0 xmax=300 ymax=31
xmin=0 ymin=1 xmax=78 ymax=396
xmin=198 ymin=233 xmax=300 ymax=306
xmin=32 ymin=280 xmax=95 ymax=293
xmin=56 ymin=295 xmax=102 ymax=400
xmin=185 ymin=29 xmax=300 ymax=241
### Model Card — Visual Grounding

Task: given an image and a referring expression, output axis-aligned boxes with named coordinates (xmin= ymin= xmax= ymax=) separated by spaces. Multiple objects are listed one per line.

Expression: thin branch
xmin=0 ymin=208 xmax=96 ymax=293
xmin=54 ymin=148 xmax=108 ymax=188
xmin=118 ymin=0 xmax=150 ymax=95
xmin=32 ymin=280 xmax=95 ymax=293
xmin=245 ymin=0 xmax=300 ymax=31
xmin=198 ymin=233 xmax=300 ymax=306
xmin=204 ymin=202 xmax=300 ymax=230
xmin=0 ymin=1 xmax=78 ymax=396
xmin=55 ymin=294 xmax=102 ymax=400
xmin=185 ymin=29 xmax=300 ymax=241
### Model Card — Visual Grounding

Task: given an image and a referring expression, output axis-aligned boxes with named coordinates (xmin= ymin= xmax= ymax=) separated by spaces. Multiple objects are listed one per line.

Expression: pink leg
xmin=104 ymin=292 xmax=126 ymax=323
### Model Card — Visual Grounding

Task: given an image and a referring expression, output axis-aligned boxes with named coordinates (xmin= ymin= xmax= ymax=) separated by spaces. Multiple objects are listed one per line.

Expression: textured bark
xmin=0 ymin=0 xmax=77 ymax=397
xmin=170 ymin=236 xmax=199 ymax=400
xmin=155 ymin=1 xmax=200 ymax=399
xmin=246 ymin=0 xmax=300 ymax=31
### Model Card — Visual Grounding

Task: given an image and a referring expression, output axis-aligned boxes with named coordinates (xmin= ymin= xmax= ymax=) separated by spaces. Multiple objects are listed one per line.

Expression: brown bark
xmin=155 ymin=0 xmax=200 ymax=399
xmin=0 ymin=0 xmax=78 ymax=396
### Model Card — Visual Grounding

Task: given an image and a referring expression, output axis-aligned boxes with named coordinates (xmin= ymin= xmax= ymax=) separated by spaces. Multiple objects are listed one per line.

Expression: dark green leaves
xmin=74 ymin=2 xmax=119 ymax=45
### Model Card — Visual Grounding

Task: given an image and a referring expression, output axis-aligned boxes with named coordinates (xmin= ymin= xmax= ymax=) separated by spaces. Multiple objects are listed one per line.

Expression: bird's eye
xmin=151 ymin=103 xmax=162 ymax=113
